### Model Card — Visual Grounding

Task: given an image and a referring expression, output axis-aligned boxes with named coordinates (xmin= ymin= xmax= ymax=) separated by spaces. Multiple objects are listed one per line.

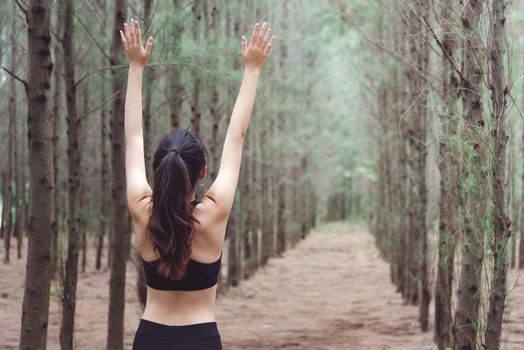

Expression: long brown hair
xmin=147 ymin=128 xmax=207 ymax=279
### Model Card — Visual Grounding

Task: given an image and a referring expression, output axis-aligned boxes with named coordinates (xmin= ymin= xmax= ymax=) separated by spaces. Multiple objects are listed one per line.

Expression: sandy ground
xmin=1 ymin=223 xmax=523 ymax=349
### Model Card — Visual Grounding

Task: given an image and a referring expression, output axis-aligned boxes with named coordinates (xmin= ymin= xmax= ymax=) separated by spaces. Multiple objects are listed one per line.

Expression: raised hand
xmin=241 ymin=22 xmax=276 ymax=71
xmin=120 ymin=18 xmax=153 ymax=70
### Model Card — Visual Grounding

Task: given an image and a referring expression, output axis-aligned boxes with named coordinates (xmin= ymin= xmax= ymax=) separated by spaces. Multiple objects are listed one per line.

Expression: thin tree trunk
xmin=260 ymin=126 xmax=273 ymax=265
xmin=520 ymin=61 xmax=524 ymax=270
xmin=59 ymin=0 xmax=82 ymax=347
xmin=434 ymin=0 xmax=460 ymax=347
xmin=209 ymin=1 xmax=221 ymax=181
xmin=4 ymin=25 xmax=16 ymax=263
xmin=106 ymin=1 xmax=129 ymax=349
xmin=96 ymin=104 xmax=108 ymax=270
xmin=484 ymin=0 xmax=511 ymax=348
xmin=19 ymin=1 xmax=55 ymax=349
xmin=416 ymin=0 xmax=431 ymax=331
xmin=190 ymin=0 xmax=202 ymax=136
xmin=51 ymin=3 xmax=63 ymax=276
xmin=80 ymin=82 xmax=88 ymax=274
xmin=2 ymin=172 xmax=11 ymax=262
xmin=168 ymin=0 xmax=184 ymax=131
xmin=453 ymin=1 xmax=487 ymax=348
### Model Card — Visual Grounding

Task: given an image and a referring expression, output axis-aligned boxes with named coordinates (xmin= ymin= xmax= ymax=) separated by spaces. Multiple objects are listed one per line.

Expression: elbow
xmin=227 ymin=128 xmax=246 ymax=144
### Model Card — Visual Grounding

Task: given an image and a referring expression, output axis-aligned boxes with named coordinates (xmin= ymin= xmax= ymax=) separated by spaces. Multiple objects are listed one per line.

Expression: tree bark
xmin=519 ymin=60 xmax=524 ymax=270
xmin=96 ymin=103 xmax=109 ymax=270
xmin=59 ymin=0 xmax=82 ymax=347
xmin=51 ymin=9 xmax=63 ymax=273
xmin=191 ymin=0 xmax=202 ymax=136
xmin=168 ymin=0 xmax=184 ymax=131
xmin=106 ymin=1 xmax=129 ymax=349
xmin=453 ymin=1 xmax=487 ymax=349
xmin=484 ymin=0 xmax=511 ymax=348
xmin=434 ymin=0 xmax=460 ymax=347
xmin=19 ymin=1 xmax=55 ymax=349
xmin=4 ymin=24 xmax=16 ymax=264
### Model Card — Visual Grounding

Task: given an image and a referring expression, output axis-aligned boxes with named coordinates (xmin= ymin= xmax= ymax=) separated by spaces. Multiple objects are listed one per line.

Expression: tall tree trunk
xmin=453 ymin=1 xmax=486 ymax=349
xmin=404 ymin=3 xmax=423 ymax=307
xmin=484 ymin=1 xmax=511 ymax=348
xmin=59 ymin=0 xmax=82 ymax=347
xmin=260 ymin=126 xmax=273 ymax=265
xmin=520 ymin=62 xmax=524 ymax=270
xmin=434 ymin=0 xmax=460 ymax=347
xmin=80 ymin=82 xmax=88 ymax=274
xmin=106 ymin=1 xmax=129 ymax=349
xmin=4 ymin=24 xmax=16 ymax=263
xmin=168 ymin=0 xmax=184 ymax=131
xmin=509 ymin=127 xmax=517 ymax=269
xmin=2 ymin=172 xmax=11 ymax=261
xmin=416 ymin=0 xmax=431 ymax=331
xmin=191 ymin=0 xmax=202 ymax=136
xmin=19 ymin=1 xmax=55 ymax=349
xmin=96 ymin=103 xmax=109 ymax=270
xmin=51 ymin=0 xmax=63 ymax=276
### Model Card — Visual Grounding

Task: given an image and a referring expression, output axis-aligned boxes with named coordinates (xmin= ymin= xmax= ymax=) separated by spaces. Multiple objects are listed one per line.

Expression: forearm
xmin=227 ymin=68 xmax=261 ymax=140
xmin=124 ymin=67 xmax=144 ymax=138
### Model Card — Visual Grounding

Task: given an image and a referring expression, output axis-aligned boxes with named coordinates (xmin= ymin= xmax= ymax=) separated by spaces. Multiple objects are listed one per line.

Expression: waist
xmin=136 ymin=318 xmax=220 ymax=340
xmin=142 ymin=286 xmax=217 ymax=325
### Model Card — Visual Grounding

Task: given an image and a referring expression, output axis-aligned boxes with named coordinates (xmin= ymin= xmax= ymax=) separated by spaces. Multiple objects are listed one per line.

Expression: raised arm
xmin=120 ymin=19 xmax=154 ymax=218
xmin=204 ymin=22 xmax=276 ymax=219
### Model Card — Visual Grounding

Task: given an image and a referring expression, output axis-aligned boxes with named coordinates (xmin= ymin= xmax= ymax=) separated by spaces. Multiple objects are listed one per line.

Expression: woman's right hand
xmin=120 ymin=18 xmax=153 ymax=71
xmin=241 ymin=22 xmax=276 ymax=72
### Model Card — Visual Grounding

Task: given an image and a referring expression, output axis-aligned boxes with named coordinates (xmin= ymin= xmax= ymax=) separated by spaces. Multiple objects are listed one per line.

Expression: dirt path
xmin=1 ymin=223 xmax=523 ymax=349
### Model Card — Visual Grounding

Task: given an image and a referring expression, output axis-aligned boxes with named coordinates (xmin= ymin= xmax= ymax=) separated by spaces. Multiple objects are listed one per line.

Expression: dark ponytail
xmin=147 ymin=129 xmax=207 ymax=280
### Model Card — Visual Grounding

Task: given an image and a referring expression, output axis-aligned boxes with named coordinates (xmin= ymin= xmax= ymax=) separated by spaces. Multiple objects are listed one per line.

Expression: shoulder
xmin=192 ymin=198 xmax=228 ymax=251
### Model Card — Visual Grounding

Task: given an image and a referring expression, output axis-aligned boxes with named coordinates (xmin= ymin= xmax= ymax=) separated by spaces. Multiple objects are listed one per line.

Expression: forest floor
xmin=1 ymin=222 xmax=523 ymax=349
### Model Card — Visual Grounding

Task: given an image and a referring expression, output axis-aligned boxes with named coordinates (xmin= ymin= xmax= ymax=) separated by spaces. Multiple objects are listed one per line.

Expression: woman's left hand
xmin=120 ymin=18 xmax=153 ymax=70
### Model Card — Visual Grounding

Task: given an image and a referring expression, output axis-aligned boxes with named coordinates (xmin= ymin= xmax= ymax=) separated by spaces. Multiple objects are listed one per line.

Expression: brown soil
xmin=1 ymin=223 xmax=523 ymax=349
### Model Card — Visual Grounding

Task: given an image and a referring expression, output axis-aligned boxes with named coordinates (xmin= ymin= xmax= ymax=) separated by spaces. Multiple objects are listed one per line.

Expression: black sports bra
xmin=141 ymin=199 xmax=222 ymax=291
xmin=142 ymin=253 xmax=222 ymax=291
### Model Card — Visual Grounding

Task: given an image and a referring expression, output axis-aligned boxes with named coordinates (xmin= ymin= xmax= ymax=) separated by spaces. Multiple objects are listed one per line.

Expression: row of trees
xmin=0 ymin=0 xmax=365 ymax=349
xmin=353 ymin=0 xmax=522 ymax=349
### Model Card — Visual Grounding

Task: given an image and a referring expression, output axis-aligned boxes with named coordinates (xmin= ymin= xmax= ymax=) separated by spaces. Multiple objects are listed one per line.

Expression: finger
xmin=135 ymin=20 xmax=143 ymax=47
xmin=257 ymin=22 xmax=267 ymax=46
xmin=145 ymin=36 xmax=154 ymax=57
xmin=264 ymin=36 xmax=276 ymax=56
xmin=129 ymin=18 xmax=135 ymax=45
xmin=120 ymin=30 xmax=128 ymax=51
xmin=241 ymin=35 xmax=247 ymax=56
xmin=124 ymin=22 xmax=131 ymax=42
xmin=263 ymin=28 xmax=272 ymax=45
xmin=249 ymin=22 xmax=260 ymax=47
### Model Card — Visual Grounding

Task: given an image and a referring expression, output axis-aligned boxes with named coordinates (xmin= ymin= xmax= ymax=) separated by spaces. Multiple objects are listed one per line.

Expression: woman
xmin=119 ymin=17 xmax=275 ymax=350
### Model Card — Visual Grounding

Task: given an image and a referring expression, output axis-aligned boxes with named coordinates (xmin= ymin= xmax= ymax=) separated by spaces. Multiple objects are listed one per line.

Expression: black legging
xmin=132 ymin=319 xmax=222 ymax=350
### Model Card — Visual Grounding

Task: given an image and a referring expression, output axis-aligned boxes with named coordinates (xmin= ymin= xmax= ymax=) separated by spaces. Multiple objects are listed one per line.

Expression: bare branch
xmin=422 ymin=15 xmax=468 ymax=85
xmin=78 ymin=89 xmax=122 ymax=123
xmin=1 ymin=66 xmax=28 ymax=90
xmin=335 ymin=0 xmax=438 ymax=90
xmin=74 ymin=13 xmax=111 ymax=61
xmin=12 ymin=0 xmax=27 ymax=14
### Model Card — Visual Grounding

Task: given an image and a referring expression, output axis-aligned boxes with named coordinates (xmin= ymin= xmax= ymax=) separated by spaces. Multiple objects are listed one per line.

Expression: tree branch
xmin=78 ymin=89 xmax=122 ymax=123
xmin=74 ymin=13 xmax=111 ymax=61
xmin=1 ymin=66 xmax=28 ymax=90
xmin=12 ymin=0 xmax=27 ymax=14
xmin=422 ymin=15 xmax=468 ymax=85
xmin=75 ymin=64 xmax=127 ymax=87
xmin=335 ymin=0 xmax=438 ymax=90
